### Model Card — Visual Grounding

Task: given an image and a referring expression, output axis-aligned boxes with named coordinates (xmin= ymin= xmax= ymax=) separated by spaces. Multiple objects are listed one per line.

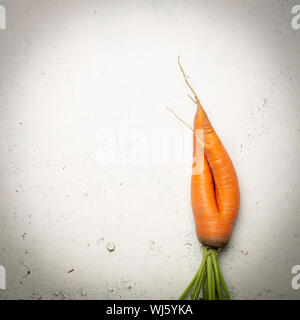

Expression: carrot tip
xmin=177 ymin=56 xmax=199 ymax=103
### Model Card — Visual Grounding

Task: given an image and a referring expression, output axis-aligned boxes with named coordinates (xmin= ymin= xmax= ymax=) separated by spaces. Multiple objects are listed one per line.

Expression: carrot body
xmin=191 ymin=102 xmax=240 ymax=248
xmin=177 ymin=57 xmax=240 ymax=300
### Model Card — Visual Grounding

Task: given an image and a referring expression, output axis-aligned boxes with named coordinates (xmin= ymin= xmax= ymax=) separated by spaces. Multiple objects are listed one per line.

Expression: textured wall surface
xmin=0 ymin=0 xmax=300 ymax=300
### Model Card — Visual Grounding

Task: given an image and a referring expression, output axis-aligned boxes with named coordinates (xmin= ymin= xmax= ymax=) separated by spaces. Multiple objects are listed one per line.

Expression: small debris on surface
xmin=53 ymin=291 xmax=66 ymax=299
xmin=67 ymin=269 xmax=74 ymax=273
xmin=241 ymin=250 xmax=248 ymax=255
xmin=106 ymin=242 xmax=115 ymax=252
xmin=80 ymin=289 xmax=87 ymax=297
xmin=107 ymin=286 xmax=114 ymax=293
xmin=262 ymin=98 xmax=267 ymax=107
xmin=20 ymin=260 xmax=31 ymax=278
xmin=148 ymin=240 xmax=155 ymax=250
xmin=122 ymin=279 xmax=132 ymax=290
xmin=185 ymin=241 xmax=192 ymax=247
xmin=97 ymin=236 xmax=104 ymax=244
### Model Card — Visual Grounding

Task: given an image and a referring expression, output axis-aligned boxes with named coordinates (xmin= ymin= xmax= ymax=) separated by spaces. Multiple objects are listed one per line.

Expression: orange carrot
xmin=191 ymin=92 xmax=240 ymax=248
xmin=175 ymin=57 xmax=240 ymax=300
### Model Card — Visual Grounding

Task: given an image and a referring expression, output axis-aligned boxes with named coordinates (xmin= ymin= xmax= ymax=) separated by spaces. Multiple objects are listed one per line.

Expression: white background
xmin=0 ymin=0 xmax=300 ymax=299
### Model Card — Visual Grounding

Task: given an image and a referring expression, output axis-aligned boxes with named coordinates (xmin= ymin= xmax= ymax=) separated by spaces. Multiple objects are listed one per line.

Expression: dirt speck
xmin=107 ymin=286 xmax=114 ymax=293
xmin=67 ymin=269 xmax=74 ymax=273
xmin=185 ymin=241 xmax=192 ymax=248
xmin=122 ymin=278 xmax=132 ymax=290
xmin=107 ymin=242 xmax=115 ymax=252
xmin=20 ymin=260 xmax=30 ymax=278
xmin=53 ymin=291 xmax=66 ymax=300
xmin=80 ymin=289 xmax=87 ymax=297
xmin=148 ymin=240 xmax=156 ymax=250
xmin=97 ymin=236 xmax=104 ymax=244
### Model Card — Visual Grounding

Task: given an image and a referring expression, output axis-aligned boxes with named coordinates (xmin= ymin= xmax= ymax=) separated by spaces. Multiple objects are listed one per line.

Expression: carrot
xmin=174 ymin=57 xmax=240 ymax=300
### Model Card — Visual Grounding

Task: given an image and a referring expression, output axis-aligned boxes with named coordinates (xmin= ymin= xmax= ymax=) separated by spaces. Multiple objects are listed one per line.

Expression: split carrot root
xmin=173 ymin=57 xmax=240 ymax=300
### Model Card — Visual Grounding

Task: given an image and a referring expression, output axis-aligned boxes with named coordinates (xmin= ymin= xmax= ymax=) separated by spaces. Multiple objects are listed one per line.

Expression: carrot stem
xmin=206 ymin=254 xmax=213 ymax=300
xmin=179 ymin=268 xmax=199 ymax=300
xmin=195 ymin=267 xmax=206 ymax=300
xmin=211 ymin=250 xmax=222 ymax=299
xmin=198 ymin=269 xmax=207 ymax=300
xmin=190 ymin=247 xmax=208 ymax=299
xmin=190 ymin=267 xmax=202 ymax=300
xmin=179 ymin=246 xmax=231 ymax=300
xmin=215 ymin=253 xmax=231 ymax=300
xmin=204 ymin=277 xmax=208 ymax=299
